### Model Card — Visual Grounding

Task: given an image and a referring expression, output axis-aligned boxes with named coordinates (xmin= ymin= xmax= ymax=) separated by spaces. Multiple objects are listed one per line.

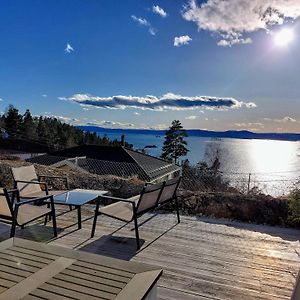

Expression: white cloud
xmin=149 ymin=124 xmax=168 ymax=130
xmin=182 ymin=0 xmax=300 ymax=46
xmin=217 ymin=37 xmax=252 ymax=47
xmin=185 ymin=115 xmax=197 ymax=120
xmin=234 ymin=122 xmax=264 ymax=127
xmin=0 ymin=98 xmax=3 ymax=102
xmin=65 ymin=43 xmax=74 ymax=53
xmin=133 ymin=112 xmax=140 ymax=116
xmin=152 ymin=5 xmax=167 ymax=17
xmin=244 ymin=102 xmax=257 ymax=108
xmin=264 ymin=116 xmax=297 ymax=123
xmin=281 ymin=116 xmax=297 ymax=123
xmin=174 ymin=35 xmax=192 ymax=47
xmin=42 ymin=94 xmax=47 ymax=98
xmin=58 ymin=97 xmax=68 ymax=101
xmin=86 ymin=120 xmax=134 ymax=129
xmin=131 ymin=15 xmax=149 ymax=26
xmin=131 ymin=15 xmax=156 ymax=35
xmin=61 ymin=92 xmax=256 ymax=111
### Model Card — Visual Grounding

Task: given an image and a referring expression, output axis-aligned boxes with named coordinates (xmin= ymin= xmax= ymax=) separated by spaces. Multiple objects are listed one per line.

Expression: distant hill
xmin=77 ymin=126 xmax=300 ymax=142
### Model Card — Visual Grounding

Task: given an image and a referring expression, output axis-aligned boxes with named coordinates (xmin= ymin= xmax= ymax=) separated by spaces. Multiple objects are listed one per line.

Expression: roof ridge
xmin=124 ymin=147 xmax=174 ymax=165
xmin=148 ymin=163 xmax=181 ymax=175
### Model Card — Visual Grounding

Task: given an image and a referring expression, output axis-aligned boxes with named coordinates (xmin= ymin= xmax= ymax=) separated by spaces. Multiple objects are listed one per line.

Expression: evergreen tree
xmin=22 ymin=109 xmax=37 ymax=139
xmin=3 ymin=105 xmax=22 ymax=137
xmin=37 ymin=116 xmax=49 ymax=142
xmin=161 ymin=120 xmax=189 ymax=164
xmin=1 ymin=105 xmax=132 ymax=151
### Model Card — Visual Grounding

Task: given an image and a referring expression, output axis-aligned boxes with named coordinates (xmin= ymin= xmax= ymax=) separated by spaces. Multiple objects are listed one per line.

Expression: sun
xmin=273 ymin=28 xmax=294 ymax=47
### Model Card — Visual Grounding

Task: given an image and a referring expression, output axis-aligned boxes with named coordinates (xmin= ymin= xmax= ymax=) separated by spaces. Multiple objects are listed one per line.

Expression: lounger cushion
xmin=0 ymin=189 xmax=11 ymax=218
xmin=17 ymin=204 xmax=51 ymax=225
xmin=99 ymin=195 xmax=139 ymax=222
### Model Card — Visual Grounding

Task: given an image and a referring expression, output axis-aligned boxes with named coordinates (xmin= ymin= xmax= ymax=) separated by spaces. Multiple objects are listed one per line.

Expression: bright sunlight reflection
xmin=249 ymin=140 xmax=296 ymax=173
xmin=273 ymin=28 xmax=294 ymax=47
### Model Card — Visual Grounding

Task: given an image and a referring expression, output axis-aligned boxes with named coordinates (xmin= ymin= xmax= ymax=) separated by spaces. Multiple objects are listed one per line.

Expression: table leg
xmin=77 ymin=206 xmax=81 ymax=229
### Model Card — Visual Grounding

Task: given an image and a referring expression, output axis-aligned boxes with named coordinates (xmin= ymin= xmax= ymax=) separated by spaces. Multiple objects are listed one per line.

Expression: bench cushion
xmin=99 ymin=195 xmax=139 ymax=222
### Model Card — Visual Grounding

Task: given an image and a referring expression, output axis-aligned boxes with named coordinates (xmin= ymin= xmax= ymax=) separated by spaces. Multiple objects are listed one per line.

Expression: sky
xmin=0 ymin=0 xmax=300 ymax=133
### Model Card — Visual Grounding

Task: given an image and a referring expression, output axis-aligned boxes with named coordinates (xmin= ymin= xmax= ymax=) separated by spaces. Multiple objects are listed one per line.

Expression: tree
xmin=1 ymin=104 xmax=133 ymax=151
xmin=161 ymin=120 xmax=188 ymax=164
xmin=22 ymin=109 xmax=37 ymax=140
xmin=3 ymin=105 xmax=22 ymax=137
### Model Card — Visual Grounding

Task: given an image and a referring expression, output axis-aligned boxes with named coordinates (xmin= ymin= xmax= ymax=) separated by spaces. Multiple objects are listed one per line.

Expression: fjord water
xmin=98 ymin=130 xmax=300 ymax=195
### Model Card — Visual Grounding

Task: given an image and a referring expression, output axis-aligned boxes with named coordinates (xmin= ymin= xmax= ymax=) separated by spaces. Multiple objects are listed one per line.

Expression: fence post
xmin=247 ymin=173 xmax=251 ymax=194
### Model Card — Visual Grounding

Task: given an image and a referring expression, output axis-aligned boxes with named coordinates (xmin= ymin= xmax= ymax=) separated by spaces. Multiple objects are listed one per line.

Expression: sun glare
xmin=273 ymin=28 xmax=294 ymax=47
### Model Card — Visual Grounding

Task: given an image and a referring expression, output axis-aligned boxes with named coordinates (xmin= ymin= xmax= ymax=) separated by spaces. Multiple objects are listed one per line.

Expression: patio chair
xmin=155 ymin=176 xmax=182 ymax=223
xmin=11 ymin=165 xmax=69 ymax=199
xmin=0 ymin=188 xmax=57 ymax=238
xmin=91 ymin=182 xmax=165 ymax=250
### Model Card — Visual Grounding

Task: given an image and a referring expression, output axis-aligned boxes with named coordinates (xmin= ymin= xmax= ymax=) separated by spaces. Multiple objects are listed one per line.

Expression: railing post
xmin=247 ymin=173 xmax=251 ymax=194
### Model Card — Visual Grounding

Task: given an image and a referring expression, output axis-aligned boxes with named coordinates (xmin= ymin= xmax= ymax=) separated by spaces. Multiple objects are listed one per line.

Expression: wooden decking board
xmin=38 ymin=283 xmax=111 ymax=300
xmin=137 ymin=243 xmax=297 ymax=280
xmin=0 ymin=257 xmax=38 ymax=273
xmin=134 ymin=250 xmax=296 ymax=295
xmin=147 ymin=227 xmax=300 ymax=261
xmin=158 ymin=271 xmax=290 ymax=300
xmin=3 ymin=205 xmax=299 ymax=300
xmin=74 ymin=260 xmax=134 ymax=278
xmin=136 ymin=250 xmax=296 ymax=287
xmin=2 ymin=249 xmax=54 ymax=264
xmin=67 ymin=265 xmax=132 ymax=284
xmin=61 ymin=269 xmax=126 ymax=289
xmin=46 ymin=278 xmax=116 ymax=299
xmin=54 ymin=273 xmax=121 ymax=294
xmin=0 ymin=253 xmax=47 ymax=269
xmin=31 ymin=289 xmax=77 ymax=300
xmin=138 ymin=231 xmax=300 ymax=266
xmin=0 ymin=288 xmax=7 ymax=296
xmin=0 ymin=264 xmax=32 ymax=278
xmin=0 ymin=277 xmax=17 ymax=289
xmin=21 ymin=295 xmax=44 ymax=300
xmin=11 ymin=246 xmax=58 ymax=260
xmin=0 ymin=270 xmax=24 ymax=283
xmin=157 ymin=286 xmax=218 ymax=300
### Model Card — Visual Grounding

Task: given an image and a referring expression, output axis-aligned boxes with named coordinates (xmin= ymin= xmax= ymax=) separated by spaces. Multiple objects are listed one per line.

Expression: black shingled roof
xmin=27 ymin=145 xmax=180 ymax=182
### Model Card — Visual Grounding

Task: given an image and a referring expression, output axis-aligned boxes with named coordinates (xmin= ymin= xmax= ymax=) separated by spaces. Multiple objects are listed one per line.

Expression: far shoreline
xmin=77 ymin=126 xmax=300 ymax=142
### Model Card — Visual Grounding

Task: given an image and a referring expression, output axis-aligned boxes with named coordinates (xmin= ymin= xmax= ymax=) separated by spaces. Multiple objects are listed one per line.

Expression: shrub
xmin=287 ymin=189 xmax=300 ymax=227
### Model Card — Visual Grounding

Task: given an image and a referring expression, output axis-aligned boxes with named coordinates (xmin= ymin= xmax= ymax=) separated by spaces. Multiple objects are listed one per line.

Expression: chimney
xmin=121 ymin=134 xmax=125 ymax=146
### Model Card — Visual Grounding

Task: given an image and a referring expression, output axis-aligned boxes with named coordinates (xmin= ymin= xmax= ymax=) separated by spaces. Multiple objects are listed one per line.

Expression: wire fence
xmin=181 ymin=167 xmax=300 ymax=197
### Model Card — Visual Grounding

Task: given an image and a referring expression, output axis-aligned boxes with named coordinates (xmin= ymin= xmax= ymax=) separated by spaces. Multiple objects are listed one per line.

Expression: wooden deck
xmin=0 ymin=204 xmax=299 ymax=300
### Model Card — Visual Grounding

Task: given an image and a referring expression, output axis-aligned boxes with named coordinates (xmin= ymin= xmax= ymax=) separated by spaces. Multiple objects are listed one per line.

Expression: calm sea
xmin=97 ymin=130 xmax=300 ymax=195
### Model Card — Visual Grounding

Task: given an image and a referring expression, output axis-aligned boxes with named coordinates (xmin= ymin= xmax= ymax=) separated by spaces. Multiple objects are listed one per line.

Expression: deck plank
xmin=1 ymin=204 xmax=299 ymax=300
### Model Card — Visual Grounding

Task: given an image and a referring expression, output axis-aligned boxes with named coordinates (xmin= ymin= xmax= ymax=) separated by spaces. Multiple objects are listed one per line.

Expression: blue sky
xmin=0 ymin=0 xmax=300 ymax=132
